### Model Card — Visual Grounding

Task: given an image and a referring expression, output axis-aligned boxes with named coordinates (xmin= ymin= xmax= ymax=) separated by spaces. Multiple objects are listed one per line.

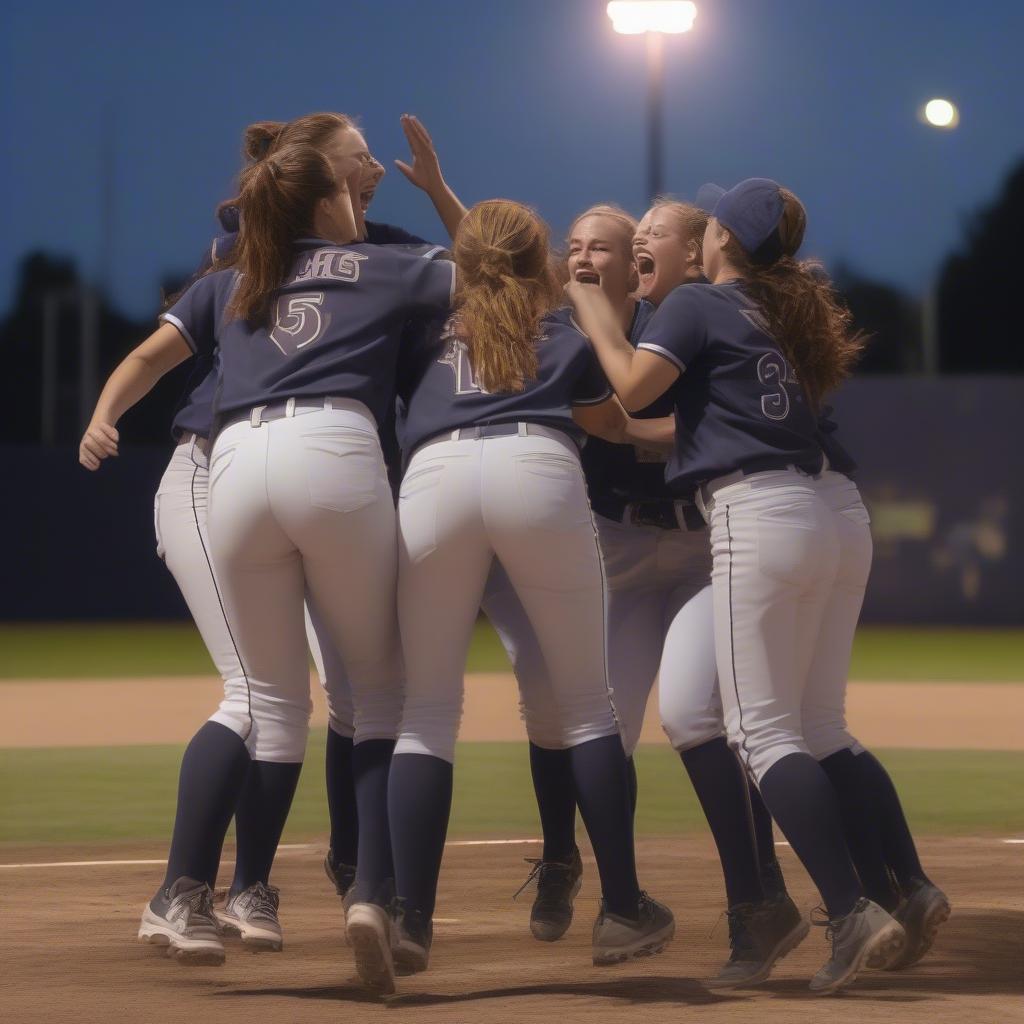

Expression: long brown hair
xmin=453 ymin=200 xmax=561 ymax=393
xmin=724 ymin=189 xmax=865 ymax=408
xmin=226 ymin=112 xmax=354 ymax=324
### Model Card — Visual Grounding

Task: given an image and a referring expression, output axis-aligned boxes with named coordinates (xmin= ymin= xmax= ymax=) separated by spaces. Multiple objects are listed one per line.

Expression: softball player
xmin=482 ymin=204 xmax=804 ymax=984
xmin=83 ymin=113 xmax=454 ymax=971
xmin=80 ymin=113 xmax=462 ymax=956
xmin=383 ymin=200 xmax=674 ymax=991
xmin=568 ymin=178 xmax=909 ymax=995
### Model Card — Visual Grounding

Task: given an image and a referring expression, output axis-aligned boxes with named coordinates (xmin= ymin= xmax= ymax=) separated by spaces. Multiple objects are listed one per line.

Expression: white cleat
xmin=215 ymin=882 xmax=283 ymax=952
xmin=138 ymin=876 xmax=225 ymax=966
xmin=346 ymin=902 xmax=396 ymax=995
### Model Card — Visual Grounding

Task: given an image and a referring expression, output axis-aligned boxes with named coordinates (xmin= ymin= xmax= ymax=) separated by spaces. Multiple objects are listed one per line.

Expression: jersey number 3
xmin=756 ymin=351 xmax=797 ymax=421
xmin=269 ymin=293 xmax=327 ymax=355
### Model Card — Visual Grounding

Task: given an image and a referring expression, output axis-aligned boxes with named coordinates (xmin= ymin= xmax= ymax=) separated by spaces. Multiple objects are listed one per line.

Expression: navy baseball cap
xmin=695 ymin=178 xmax=786 ymax=265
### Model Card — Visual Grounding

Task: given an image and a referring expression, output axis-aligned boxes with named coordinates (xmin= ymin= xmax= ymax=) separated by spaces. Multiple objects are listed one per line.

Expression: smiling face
xmin=632 ymin=204 xmax=705 ymax=306
xmin=566 ymin=213 xmax=638 ymax=306
xmin=324 ymin=126 xmax=385 ymax=237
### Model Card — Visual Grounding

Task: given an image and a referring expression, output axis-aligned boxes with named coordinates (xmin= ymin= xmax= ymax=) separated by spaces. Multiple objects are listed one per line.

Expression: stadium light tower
xmin=607 ymin=1 xmax=698 ymax=202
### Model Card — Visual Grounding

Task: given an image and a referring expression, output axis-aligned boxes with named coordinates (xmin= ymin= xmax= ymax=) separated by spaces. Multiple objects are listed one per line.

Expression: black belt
xmin=695 ymin=455 xmax=824 ymax=509
xmin=592 ymin=496 xmax=705 ymax=532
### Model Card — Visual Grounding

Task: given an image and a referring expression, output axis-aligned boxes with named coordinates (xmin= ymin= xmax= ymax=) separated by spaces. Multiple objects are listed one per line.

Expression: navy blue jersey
xmin=397 ymin=306 xmax=611 ymax=456
xmin=162 ymin=238 xmax=454 ymax=429
xmin=581 ymin=298 xmax=683 ymax=514
xmin=817 ymin=406 xmax=857 ymax=476
xmin=637 ymin=280 xmax=821 ymax=495
xmin=169 ymin=228 xmax=443 ymax=441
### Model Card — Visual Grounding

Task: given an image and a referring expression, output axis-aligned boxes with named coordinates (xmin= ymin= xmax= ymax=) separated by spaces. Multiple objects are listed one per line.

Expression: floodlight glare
xmin=923 ymin=98 xmax=959 ymax=129
xmin=607 ymin=1 xmax=697 ymax=34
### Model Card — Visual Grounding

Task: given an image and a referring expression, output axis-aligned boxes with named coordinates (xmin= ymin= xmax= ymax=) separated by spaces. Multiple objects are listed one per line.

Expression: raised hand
xmin=394 ymin=114 xmax=446 ymax=196
xmin=79 ymin=420 xmax=120 ymax=470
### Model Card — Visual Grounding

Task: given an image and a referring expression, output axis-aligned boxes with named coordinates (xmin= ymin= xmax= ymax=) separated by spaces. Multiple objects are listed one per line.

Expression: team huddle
xmin=79 ymin=111 xmax=950 ymax=998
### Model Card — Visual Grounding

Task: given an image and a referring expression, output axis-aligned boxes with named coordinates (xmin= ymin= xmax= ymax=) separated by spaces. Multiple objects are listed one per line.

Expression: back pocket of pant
xmin=514 ymin=453 xmax=592 ymax=530
xmin=302 ymin=428 xmax=382 ymax=513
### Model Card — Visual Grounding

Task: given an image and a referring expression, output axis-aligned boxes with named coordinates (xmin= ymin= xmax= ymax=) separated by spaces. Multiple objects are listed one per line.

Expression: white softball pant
xmin=204 ymin=401 xmax=402 ymax=761
xmin=483 ymin=516 xmax=715 ymax=753
xmin=702 ymin=467 xmax=865 ymax=783
xmin=154 ymin=438 xmax=355 ymax=758
xmin=396 ymin=426 xmax=620 ymax=764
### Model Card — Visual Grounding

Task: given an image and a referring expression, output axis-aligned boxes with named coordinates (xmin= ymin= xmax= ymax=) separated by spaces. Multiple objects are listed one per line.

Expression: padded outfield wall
xmin=4 ymin=376 xmax=1021 ymax=624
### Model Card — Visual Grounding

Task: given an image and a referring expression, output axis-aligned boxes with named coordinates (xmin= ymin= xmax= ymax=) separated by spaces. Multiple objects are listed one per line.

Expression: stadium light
xmin=607 ymin=2 xmax=698 ymax=202
xmin=607 ymin=1 xmax=697 ymax=34
xmin=922 ymin=98 xmax=960 ymax=129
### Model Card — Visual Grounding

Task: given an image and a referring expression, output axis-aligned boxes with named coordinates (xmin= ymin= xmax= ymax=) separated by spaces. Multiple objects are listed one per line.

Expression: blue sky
xmin=3 ymin=0 xmax=1022 ymax=317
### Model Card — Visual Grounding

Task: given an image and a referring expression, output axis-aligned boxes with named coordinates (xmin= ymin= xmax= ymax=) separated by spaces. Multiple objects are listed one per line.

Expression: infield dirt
xmin=3 ymin=674 xmax=1024 ymax=749
xmin=3 ymin=836 xmax=1022 ymax=1024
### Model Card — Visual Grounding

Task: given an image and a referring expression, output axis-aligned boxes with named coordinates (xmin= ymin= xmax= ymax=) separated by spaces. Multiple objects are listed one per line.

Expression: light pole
xmin=920 ymin=97 xmax=960 ymax=375
xmin=607 ymin=1 xmax=697 ymax=203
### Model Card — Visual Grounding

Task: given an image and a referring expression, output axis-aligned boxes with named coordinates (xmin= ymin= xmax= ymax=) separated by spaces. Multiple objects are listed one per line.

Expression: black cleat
xmin=392 ymin=906 xmax=432 ymax=975
xmin=706 ymin=895 xmax=809 ymax=989
xmin=517 ymin=848 xmax=584 ymax=942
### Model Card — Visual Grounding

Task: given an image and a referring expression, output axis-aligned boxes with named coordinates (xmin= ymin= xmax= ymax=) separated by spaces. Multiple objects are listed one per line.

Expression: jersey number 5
xmin=269 ymin=293 xmax=327 ymax=355
xmin=756 ymin=351 xmax=796 ymax=421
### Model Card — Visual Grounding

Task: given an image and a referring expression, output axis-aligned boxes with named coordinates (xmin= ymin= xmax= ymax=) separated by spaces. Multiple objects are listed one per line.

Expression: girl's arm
xmin=572 ymin=398 xmax=674 ymax=451
xmin=566 ymin=282 xmax=679 ymax=413
xmin=394 ymin=114 xmax=467 ymax=241
xmin=79 ymin=323 xmax=193 ymax=470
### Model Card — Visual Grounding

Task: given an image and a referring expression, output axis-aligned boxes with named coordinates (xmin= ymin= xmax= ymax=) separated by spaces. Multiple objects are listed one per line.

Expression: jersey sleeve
xmin=403 ymin=256 xmax=456 ymax=314
xmin=635 ymin=285 xmax=707 ymax=373
xmin=572 ymin=343 xmax=613 ymax=406
xmin=160 ymin=273 xmax=220 ymax=356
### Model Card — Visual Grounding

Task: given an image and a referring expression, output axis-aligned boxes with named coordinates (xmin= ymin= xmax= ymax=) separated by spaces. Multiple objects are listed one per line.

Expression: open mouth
xmin=635 ymin=252 xmax=655 ymax=279
xmin=359 ymin=188 xmax=376 ymax=213
xmin=574 ymin=269 xmax=601 ymax=285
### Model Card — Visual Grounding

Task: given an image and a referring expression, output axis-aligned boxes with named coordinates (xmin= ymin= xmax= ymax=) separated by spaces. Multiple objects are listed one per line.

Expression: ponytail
xmin=243 ymin=120 xmax=286 ymax=161
xmin=227 ymin=143 xmax=338 ymax=325
xmin=454 ymin=201 xmax=561 ymax=394
xmin=726 ymin=189 xmax=865 ymax=409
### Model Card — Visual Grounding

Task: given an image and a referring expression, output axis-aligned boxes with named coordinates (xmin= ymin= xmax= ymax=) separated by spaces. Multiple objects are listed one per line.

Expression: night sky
xmin=4 ymin=0 xmax=1022 ymax=318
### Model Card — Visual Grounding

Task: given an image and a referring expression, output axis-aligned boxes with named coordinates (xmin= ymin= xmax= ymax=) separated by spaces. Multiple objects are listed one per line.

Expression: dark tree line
xmin=3 ymin=159 xmax=1023 ymax=445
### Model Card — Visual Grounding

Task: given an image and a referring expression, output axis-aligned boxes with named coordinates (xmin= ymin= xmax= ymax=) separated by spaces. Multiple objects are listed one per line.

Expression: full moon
xmin=924 ymin=98 xmax=959 ymax=128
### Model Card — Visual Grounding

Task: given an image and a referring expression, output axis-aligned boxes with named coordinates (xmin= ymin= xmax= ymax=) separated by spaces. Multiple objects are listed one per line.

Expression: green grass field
xmin=1 ymin=622 xmax=1023 ymax=682
xmin=1 ymin=734 xmax=1020 ymax=847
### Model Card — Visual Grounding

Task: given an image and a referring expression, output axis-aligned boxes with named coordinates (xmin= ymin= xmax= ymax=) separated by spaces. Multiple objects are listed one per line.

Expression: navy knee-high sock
xmin=681 ymin=738 xmax=763 ymax=907
xmin=529 ymin=742 xmax=577 ymax=862
xmin=747 ymin=778 xmax=787 ymax=900
xmin=758 ymin=753 xmax=863 ymax=919
xmin=350 ymin=739 xmax=396 ymax=904
xmin=569 ymin=735 xmax=640 ymax=918
xmin=326 ymin=729 xmax=358 ymax=866
xmin=388 ymin=752 xmax=453 ymax=920
xmin=163 ymin=721 xmax=251 ymax=890
xmin=820 ymin=748 xmax=901 ymax=911
xmin=855 ymin=749 xmax=930 ymax=892
xmin=230 ymin=760 xmax=303 ymax=895
xmin=626 ymin=755 xmax=638 ymax=817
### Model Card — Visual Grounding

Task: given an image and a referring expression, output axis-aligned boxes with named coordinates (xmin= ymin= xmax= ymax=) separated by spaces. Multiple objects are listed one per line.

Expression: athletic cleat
xmin=392 ymin=906 xmax=432 ymax=976
xmin=346 ymin=901 xmax=396 ymax=995
xmin=884 ymin=881 xmax=951 ymax=971
xmin=215 ymin=882 xmax=283 ymax=951
xmin=517 ymin=848 xmax=584 ymax=942
xmin=138 ymin=876 xmax=225 ymax=965
xmin=324 ymin=852 xmax=357 ymax=907
xmin=706 ymin=895 xmax=810 ymax=989
xmin=808 ymin=898 xmax=905 ymax=995
xmin=592 ymin=891 xmax=675 ymax=966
